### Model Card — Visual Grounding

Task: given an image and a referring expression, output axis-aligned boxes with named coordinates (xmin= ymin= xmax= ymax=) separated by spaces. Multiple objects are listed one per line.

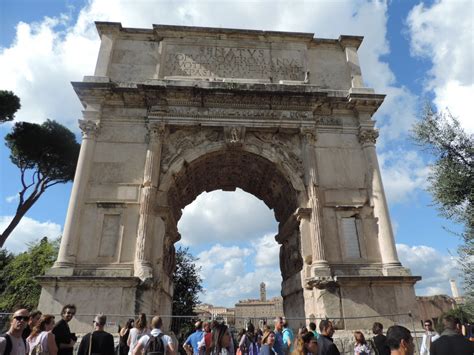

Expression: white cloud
xmin=407 ymin=0 xmax=474 ymax=132
xmin=379 ymin=149 xmax=431 ymax=204
xmin=194 ymin=236 xmax=281 ymax=307
xmin=5 ymin=194 xmax=19 ymax=203
xmin=178 ymin=189 xmax=277 ymax=246
xmin=396 ymin=243 xmax=463 ymax=296
xmin=0 ymin=215 xmax=62 ymax=254
xmin=253 ymin=233 xmax=280 ymax=268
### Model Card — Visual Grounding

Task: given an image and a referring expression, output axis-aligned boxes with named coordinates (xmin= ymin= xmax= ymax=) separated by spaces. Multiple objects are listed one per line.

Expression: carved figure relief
xmin=279 ymin=230 xmax=303 ymax=280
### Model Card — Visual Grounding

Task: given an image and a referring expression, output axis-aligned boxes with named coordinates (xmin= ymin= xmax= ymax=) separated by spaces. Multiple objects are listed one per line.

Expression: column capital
xmin=300 ymin=127 xmax=317 ymax=146
xmin=358 ymin=128 xmax=379 ymax=146
xmin=147 ymin=122 xmax=166 ymax=143
xmin=79 ymin=119 xmax=100 ymax=139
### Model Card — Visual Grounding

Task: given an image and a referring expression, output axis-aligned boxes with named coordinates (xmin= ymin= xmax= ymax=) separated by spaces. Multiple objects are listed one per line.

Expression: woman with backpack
xmin=27 ymin=314 xmax=58 ymax=355
xmin=128 ymin=314 xmax=148 ymax=355
xmin=239 ymin=324 xmax=259 ymax=355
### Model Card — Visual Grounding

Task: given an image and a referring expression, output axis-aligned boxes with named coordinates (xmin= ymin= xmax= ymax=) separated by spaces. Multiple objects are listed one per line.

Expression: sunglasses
xmin=14 ymin=316 xmax=29 ymax=321
xmin=66 ymin=312 xmax=75 ymax=315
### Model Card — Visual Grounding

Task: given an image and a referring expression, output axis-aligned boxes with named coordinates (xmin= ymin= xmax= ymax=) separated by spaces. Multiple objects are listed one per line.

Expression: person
xmin=386 ymin=325 xmax=414 ymax=355
xmin=370 ymin=322 xmax=389 ymax=355
xmin=198 ymin=321 xmax=213 ymax=355
xmin=239 ymin=323 xmax=259 ymax=355
xmin=291 ymin=333 xmax=318 ymax=355
xmin=316 ymin=320 xmax=339 ymax=355
xmin=430 ymin=315 xmax=474 ymax=355
xmin=27 ymin=314 xmax=58 ymax=355
xmin=77 ymin=314 xmax=114 ymax=355
xmin=119 ymin=319 xmax=134 ymax=355
xmin=282 ymin=320 xmax=294 ymax=354
xmin=22 ymin=311 xmax=42 ymax=340
xmin=419 ymin=320 xmax=439 ymax=355
xmin=273 ymin=318 xmax=284 ymax=355
xmin=259 ymin=330 xmax=276 ymax=355
xmin=297 ymin=328 xmax=308 ymax=338
xmin=133 ymin=316 xmax=174 ymax=355
xmin=184 ymin=321 xmax=204 ymax=355
xmin=353 ymin=331 xmax=371 ymax=355
xmin=207 ymin=323 xmax=232 ymax=355
xmin=52 ymin=305 xmax=77 ymax=355
xmin=128 ymin=313 xmax=148 ymax=355
xmin=0 ymin=309 xmax=29 ymax=355
xmin=308 ymin=324 xmax=318 ymax=340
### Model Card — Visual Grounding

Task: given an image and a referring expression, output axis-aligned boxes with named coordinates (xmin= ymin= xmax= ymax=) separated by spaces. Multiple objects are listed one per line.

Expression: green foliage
xmin=0 ymin=237 xmax=59 ymax=311
xmin=412 ymin=104 xmax=473 ymax=306
xmin=5 ymin=120 xmax=80 ymax=182
xmin=0 ymin=90 xmax=21 ymax=123
xmin=435 ymin=306 xmax=473 ymax=334
xmin=171 ymin=247 xmax=203 ymax=335
xmin=1 ymin=120 xmax=80 ymax=247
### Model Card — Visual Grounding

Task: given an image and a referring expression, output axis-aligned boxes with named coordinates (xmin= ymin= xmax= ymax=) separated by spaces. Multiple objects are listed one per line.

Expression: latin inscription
xmin=163 ymin=45 xmax=304 ymax=80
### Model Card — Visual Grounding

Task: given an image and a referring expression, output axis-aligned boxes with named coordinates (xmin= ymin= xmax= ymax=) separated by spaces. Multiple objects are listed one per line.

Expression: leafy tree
xmin=1 ymin=120 xmax=80 ymax=247
xmin=0 ymin=237 xmax=59 ymax=311
xmin=412 ymin=105 xmax=473 ymax=316
xmin=171 ymin=246 xmax=203 ymax=335
xmin=0 ymin=90 xmax=21 ymax=123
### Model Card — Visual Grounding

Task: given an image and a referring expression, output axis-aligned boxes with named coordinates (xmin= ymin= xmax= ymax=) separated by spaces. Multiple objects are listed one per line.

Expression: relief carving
xmin=358 ymin=128 xmax=379 ymax=145
xmin=224 ymin=126 xmax=246 ymax=147
xmin=79 ymin=119 xmax=100 ymax=139
xmin=279 ymin=231 xmax=303 ymax=280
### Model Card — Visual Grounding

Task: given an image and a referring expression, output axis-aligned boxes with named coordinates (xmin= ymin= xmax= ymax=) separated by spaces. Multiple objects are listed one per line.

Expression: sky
xmin=0 ymin=0 xmax=472 ymax=308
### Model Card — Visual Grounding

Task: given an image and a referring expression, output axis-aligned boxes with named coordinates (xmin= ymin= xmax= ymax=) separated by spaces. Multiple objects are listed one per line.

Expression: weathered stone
xmin=39 ymin=22 xmax=420 ymax=333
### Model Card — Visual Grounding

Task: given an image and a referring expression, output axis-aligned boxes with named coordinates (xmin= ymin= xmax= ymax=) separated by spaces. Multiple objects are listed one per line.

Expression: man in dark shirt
xmin=371 ymin=322 xmax=390 ymax=355
xmin=53 ymin=304 xmax=77 ymax=355
xmin=77 ymin=314 xmax=115 ymax=355
xmin=430 ymin=316 xmax=474 ymax=355
xmin=386 ymin=325 xmax=415 ymax=355
xmin=317 ymin=319 xmax=340 ymax=355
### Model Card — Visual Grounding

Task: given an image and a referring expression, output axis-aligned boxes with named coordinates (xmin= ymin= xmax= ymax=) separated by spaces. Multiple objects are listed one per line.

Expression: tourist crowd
xmin=1 ymin=307 xmax=473 ymax=355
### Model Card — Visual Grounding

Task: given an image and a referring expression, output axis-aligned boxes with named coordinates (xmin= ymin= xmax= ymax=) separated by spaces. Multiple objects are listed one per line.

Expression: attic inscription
xmin=163 ymin=45 xmax=304 ymax=80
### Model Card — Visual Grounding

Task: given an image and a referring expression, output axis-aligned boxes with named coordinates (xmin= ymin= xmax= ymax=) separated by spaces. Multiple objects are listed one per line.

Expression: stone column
xmin=358 ymin=127 xmax=401 ymax=268
xmin=55 ymin=118 xmax=100 ymax=267
xmin=300 ymin=128 xmax=330 ymax=274
xmin=134 ymin=123 xmax=166 ymax=281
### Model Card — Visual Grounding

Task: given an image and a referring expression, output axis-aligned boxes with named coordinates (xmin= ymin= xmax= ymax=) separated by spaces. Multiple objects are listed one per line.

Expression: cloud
xmin=396 ymin=243 xmax=463 ymax=296
xmin=5 ymin=194 xmax=19 ymax=203
xmin=0 ymin=215 xmax=62 ymax=254
xmin=407 ymin=0 xmax=474 ymax=132
xmin=379 ymin=149 xmax=431 ymax=204
xmin=178 ymin=189 xmax=277 ymax=246
xmin=194 ymin=236 xmax=281 ymax=307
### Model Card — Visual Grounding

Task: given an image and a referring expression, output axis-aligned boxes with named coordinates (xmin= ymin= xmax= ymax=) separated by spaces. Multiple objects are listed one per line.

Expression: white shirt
xmin=420 ymin=331 xmax=440 ymax=355
xmin=128 ymin=328 xmax=149 ymax=355
xmin=138 ymin=329 xmax=172 ymax=354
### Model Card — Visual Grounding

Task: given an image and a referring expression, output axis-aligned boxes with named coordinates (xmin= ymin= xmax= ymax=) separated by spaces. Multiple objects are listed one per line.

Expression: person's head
xmin=247 ymin=323 xmax=255 ymax=334
xmin=10 ymin=309 xmax=29 ymax=335
xmin=29 ymin=310 xmax=42 ymax=328
xmin=282 ymin=318 xmax=289 ymax=328
xmin=151 ymin=316 xmax=163 ymax=330
xmin=31 ymin=315 xmax=56 ymax=338
xmin=136 ymin=313 xmax=147 ymax=330
xmin=423 ymin=320 xmax=434 ymax=332
xmin=386 ymin=325 xmax=414 ymax=355
xmin=442 ymin=315 xmax=458 ymax=331
xmin=354 ymin=331 xmax=366 ymax=345
xmin=274 ymin=317 xmax=284 ymax=331
xmin=195 ymin=321 xmax=203 ymax=331
xmin=262 ymin=329 xmax=275 ymax=346
xmin=203 ymin=321 xmax=211 ymax=333
xmin=372 ymin=322 xmax=384 ymax=335
xmin=61 ymin=304 xmax=76 ymax=322
xmin=308 ymin=322 xmax=316 ymax=332
xmin=319 ymin=319 xmax=334 ymax=337
xmin=298 ymin=327 xmax=308 ymax=336
xmin=126 ymin=318 xmax=134 ymax=329
xmin=94 ymin=314 xmax=107 ymax=330
xmin=210 ymin=323 xmax=231 ymax=351
xmin=302 ymin=332 xmax=318 ymax=354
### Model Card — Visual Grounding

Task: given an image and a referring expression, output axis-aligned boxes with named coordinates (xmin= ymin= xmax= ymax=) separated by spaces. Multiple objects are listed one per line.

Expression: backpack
xmin=1 ymin=333 xmax=27 ymax=355
xmin=145 ymin=333 xmax=165 ymax=355
xmin=30 ymin=340 xmax=44 ymax=355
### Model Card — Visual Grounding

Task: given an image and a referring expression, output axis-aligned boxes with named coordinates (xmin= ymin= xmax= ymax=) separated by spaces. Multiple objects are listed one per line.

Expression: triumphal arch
xmin=39 ymin=22 xmax=420 ymax=330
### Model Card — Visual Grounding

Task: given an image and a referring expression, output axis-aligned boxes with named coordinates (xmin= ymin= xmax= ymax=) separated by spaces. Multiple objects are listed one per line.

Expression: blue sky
xmin=0 ymin=0 xmax=472 ymax=307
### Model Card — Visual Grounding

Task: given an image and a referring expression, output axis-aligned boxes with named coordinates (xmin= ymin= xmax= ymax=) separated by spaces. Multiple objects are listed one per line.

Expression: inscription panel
xmin=162 ymin=44 xmax=305 ymax=80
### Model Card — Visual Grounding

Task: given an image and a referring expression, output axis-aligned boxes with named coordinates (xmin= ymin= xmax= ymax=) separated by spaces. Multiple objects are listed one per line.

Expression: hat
xmin=94 ymin=314 xmax=106 ymax=326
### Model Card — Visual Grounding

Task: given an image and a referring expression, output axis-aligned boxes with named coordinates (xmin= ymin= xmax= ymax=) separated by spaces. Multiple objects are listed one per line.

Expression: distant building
xmin=234 ymin=283 xmax=284 ymax=329
xmin=194 ymin=303 xmax=235 ymax=325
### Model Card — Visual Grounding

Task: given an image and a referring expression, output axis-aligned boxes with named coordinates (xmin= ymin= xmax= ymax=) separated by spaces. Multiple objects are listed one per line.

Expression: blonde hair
xmin=30 ymin=315 xmax=55 ymax=339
